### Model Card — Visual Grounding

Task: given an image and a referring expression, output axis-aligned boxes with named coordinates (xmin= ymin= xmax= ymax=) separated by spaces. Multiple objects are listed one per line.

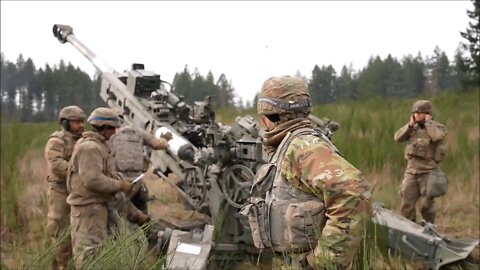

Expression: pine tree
xmin=460 ymin=0 xmax=480 ymax=89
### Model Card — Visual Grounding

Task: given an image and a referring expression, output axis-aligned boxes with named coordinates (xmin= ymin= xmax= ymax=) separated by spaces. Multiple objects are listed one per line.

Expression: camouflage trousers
xmin=46 ymin=187 xmax=72 ymax=270
xmin=70 ymin=203 xmax=108 ymax=269
xmin=399 ymin=172 xmax=435 ymax=223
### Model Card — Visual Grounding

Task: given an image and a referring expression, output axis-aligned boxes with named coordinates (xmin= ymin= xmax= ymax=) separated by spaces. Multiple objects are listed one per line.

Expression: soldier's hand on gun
xmin=425 ymin=114 xmax=432 ymax=121
xmin=120 ymin=179 xmax=134 ymax=194
xmin=160 ymin=131 xmax=173 ymax=141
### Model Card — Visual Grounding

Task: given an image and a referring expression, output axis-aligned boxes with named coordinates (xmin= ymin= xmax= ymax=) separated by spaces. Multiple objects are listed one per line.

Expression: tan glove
xmin=119 ymin=180 xmax=134 ymax=194
xmin=160 ymin=131 xmax=173 ymax=141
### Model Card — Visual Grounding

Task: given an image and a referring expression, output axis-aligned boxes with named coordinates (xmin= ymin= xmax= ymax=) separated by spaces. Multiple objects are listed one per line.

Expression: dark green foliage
xmin=460 ymin=0 xmax=480 ymax=87
xmin=172 ymin=65 xmax=236 ymax=109
xmin=0 ymin=54 xmax=105 ymax=122
xmin=309 ymin=64 xmax=337 ymax=104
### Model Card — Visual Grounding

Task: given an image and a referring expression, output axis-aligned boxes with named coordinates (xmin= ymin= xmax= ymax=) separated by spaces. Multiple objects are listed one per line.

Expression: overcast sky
xmin=1 ymin=1 xmax=472 ymax=104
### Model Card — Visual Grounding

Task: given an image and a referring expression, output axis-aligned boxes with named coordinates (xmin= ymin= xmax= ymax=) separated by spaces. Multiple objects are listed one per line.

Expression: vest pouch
xmin=434 ymin=144 xmax=447 ymax=163
xmin=285 ymin=200 xmax=326 ymax=250
xmin=240 ymin=197 xmax=270 ymax=249
xmin=426 ymin=169 xmax=448 ymax=198
xmin=115 ymin=129 xmax=144 ymax=172
xmin=250 ymin=163 xmax=276 ymax=197
xmin=269 ymin=199 xmax=295 ymax=252
xmin=407 ymin=138 xmax=429 ymax=159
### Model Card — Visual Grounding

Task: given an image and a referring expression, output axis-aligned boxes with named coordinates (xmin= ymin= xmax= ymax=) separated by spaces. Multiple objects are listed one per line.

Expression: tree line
xmin=1 ymin=0 xmax=477 ymax=122
xmin=298 ymin=45 xmax=476 ymax=106
xmin=0 ymin=55 xmax=237 ymax=122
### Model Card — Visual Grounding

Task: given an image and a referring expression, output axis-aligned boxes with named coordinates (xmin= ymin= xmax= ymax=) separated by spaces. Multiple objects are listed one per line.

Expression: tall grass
xmin=1 ymin=89 xmax=478 ymax=269
xmin=0 ymin=122 xmax=57 ymax=236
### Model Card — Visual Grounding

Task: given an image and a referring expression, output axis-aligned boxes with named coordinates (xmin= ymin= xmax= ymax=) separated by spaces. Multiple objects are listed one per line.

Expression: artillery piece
xmin=52 ymin=24 xmax=478 ymax=270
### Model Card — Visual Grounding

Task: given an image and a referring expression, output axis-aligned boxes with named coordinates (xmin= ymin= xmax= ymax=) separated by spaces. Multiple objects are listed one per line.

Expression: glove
xmin=160 ymin=131 xmax=173 ymax=141
xmin=136 ymin=212 xmax=151 ymax=226
xmin=119 ymin=180 xmax=133 ymax=194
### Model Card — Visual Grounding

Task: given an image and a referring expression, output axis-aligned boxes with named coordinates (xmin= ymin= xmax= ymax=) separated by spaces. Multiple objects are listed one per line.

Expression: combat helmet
xmin=257 ymin=76 xmax=311 ymax=117
xmin=87 ymin=107 xmax=120 ymax=128
xmin=411 ymin=100 xmax=433 ymax=114
xmin=58 ymin=105 xmax=86 ymax=123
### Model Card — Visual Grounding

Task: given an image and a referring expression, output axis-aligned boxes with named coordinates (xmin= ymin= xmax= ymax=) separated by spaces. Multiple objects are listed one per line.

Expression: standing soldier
xmin=45 ymin=105 xmax=85 ymax=270
xmin=243 ymin=76 xmax=372 ymax=269
xmin=394 ymin=100 xmax=448 ymax=224
xmin=67 ymin=107 xmax=133 ymax=269
xmin=107 ymin=116 xmax=172 ymax=231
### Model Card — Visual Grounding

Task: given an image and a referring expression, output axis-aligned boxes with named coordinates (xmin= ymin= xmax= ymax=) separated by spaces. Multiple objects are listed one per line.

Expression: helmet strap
xmin=62 ymin=119 xmax=70 ymax=131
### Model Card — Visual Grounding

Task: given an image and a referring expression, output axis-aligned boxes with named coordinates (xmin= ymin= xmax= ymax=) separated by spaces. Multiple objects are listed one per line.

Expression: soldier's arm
xmin=77 ymin=143 xmax=122 ymax=193
xmin=141 ymin=130 xmax=168 ymax=150
xmin=425 ymin=121 xmax=446 ymax=142
xmin=125 ymin=200 xmax=147 ymax=225
xmin=288 ymin=139 xmax=372 ymax=268
xmin=45 ymin=137 xmax=69 ymax=179
xmin=394 ymin=124 xmax=413 ymax=142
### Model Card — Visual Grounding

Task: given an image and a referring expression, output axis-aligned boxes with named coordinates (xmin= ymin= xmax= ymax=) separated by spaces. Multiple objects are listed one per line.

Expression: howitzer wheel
xmin=221 ymin=165 xmax=255 ymax=208
xmin=183 ymin=166 xmax=207 ymax=210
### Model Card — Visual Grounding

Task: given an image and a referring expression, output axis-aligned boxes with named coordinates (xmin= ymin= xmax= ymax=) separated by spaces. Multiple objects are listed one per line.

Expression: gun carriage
xmin=52 ymin=24 xmax=478 ymax=270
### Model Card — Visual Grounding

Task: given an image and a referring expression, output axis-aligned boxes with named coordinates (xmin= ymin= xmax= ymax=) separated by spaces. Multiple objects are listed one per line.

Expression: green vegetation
xmin=1 ymin=90 xmax=478 ymax=269
xmin=0 ymin=122 xmax=57 ymax=233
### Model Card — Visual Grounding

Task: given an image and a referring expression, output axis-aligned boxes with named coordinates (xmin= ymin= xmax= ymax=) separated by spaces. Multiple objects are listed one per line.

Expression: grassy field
xmin=1 ymin=89 xmax=479 ymax=269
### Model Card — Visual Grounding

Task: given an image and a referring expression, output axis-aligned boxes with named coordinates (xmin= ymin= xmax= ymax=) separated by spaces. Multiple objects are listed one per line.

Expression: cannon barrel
xmin=53 ymin=24 xmax=157 ymax=128
xmin=52 ymin=23 xmax=198 ymax=163
xmin=53 ymin=24 xmax=113 ymax=73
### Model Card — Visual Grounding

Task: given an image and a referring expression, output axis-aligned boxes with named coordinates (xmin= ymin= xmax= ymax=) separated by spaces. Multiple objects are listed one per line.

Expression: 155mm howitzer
xmin=53 ymin=24 xmax=264 ymax=269
xmin=52 ymin=24 xmax=478 ymax=270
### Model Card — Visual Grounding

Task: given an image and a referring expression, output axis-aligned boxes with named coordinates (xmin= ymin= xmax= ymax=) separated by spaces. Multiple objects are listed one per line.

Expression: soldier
xmin=244 ymin=76 xmax=372 ymax=269
xmin=44 ymin=105 xmax=85 ymax=270
xmin=394 ymin=100 xmax=447 ymax=224
xmin=67 ymin=107 xmax=133 ymax=269
xmin=107 ymin=115 xmax=172 ymax=234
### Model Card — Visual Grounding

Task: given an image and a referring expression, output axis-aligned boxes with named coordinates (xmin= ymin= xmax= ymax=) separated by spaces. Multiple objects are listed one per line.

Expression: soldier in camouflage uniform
xmin=394 ymin=100 xmax=447 ymax=224
xmin=244 ymin=76 xmax=372 ymax=270
xmin=107 ymin=117 xmax=172 ymax=233
xmin=67 ymin=107 xmax=134 ymax=269
xmin=44 ymin=105 xmax=85 ymax=270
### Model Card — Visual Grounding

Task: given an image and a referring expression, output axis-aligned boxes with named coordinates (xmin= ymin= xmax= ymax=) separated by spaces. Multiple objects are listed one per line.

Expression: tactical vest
xmin=113 ymin=127 xmax=144 ymax=172
xmin=242 ymin=127 xmax=338 ymax=252
xmin=67 ymin=134 xmax=114 ymax=193
xmin=46 ymin=130 xmax=76 ymax=186
xmin=405 ymin=126 xmax=446 ymax=163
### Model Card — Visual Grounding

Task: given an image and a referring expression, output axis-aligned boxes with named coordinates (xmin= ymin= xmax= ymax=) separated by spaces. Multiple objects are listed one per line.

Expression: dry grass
xmin=1 ymin=90 xmax=479 ymax=269
xmin=144 ymin=170 xmax=210 ymax=223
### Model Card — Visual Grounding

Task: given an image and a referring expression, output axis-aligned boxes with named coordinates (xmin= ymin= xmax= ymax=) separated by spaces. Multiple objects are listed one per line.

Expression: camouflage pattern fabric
xmin=70 ymin=203 xmax=108 ymax=270
xmin=257 ymin=76 xmax=311 ymax=116
xmin=67 ymin=131 xmax=122 ymax=206
xmin=108 ymin=125 xmax=169 ymax=216
xmin=279 ymin=133 xmax=372 ymax=269
xmin=394 ymin=120 xmax=447 ymax=174
xmin=394 ymin=119 xmax=447 ymax=223
xmin=67 ymin=131 xmax=123 ymax=269
xmin=399 ymin=172 xmax=435 ymax=223
xmin=44 ymin=130 xmax=79 ymax=269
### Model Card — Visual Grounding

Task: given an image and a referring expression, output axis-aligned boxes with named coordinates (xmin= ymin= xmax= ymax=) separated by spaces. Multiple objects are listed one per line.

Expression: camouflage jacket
xmin=67 ymin=131 xmax=123 ymax=206
xmin=279 ymin=132 xmax=372 ymax=267
xmin=44 ymin=129 xmax=79 ymax=193
xmin=394 ymin=120 xmax=447 ymax=174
